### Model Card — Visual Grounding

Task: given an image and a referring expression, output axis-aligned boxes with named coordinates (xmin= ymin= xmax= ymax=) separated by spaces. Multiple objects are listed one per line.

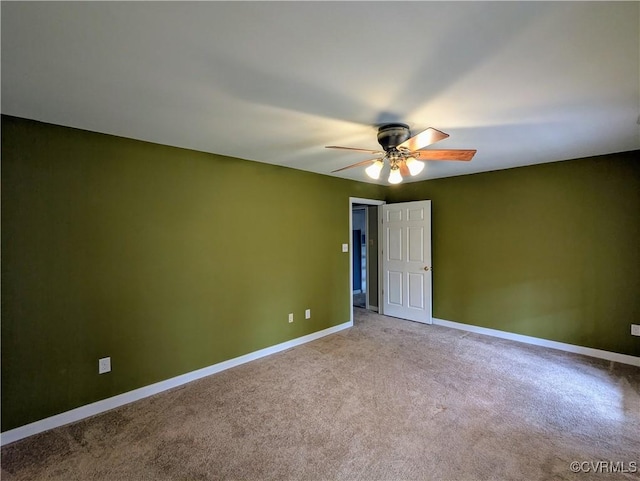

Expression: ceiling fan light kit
xmin=388 ymin=166 xmax=403 ymax=184
xmin=405 ymin=156 xmax=425 ymax=176
xmin=327 ymin=123 xmax=476 ymax=184
xmin=365 ymin=159 xmax=384 ymax=180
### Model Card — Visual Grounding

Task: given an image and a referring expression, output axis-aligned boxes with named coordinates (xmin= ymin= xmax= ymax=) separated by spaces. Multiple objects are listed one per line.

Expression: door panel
xmin=387 ymin=227 xmax=402 ymax=261
xmin=408 ymin=273 xmax=425 ymax=309
xmin=408 ymin=227 xmax=424 ymax=262
xmin=382 ymin=200 xmax=432 ymax=324
xmin=407 ymin=207 xmax=424 ymax=221
xmin=387 ymin=209 xmax=402 ymax=222
xmin=388 ymin=271 xmax=403 ymax=305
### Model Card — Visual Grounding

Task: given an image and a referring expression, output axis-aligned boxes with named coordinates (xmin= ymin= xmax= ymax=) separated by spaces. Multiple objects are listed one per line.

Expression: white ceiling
xmin=2 ymin=1 xmax=639 ymax=184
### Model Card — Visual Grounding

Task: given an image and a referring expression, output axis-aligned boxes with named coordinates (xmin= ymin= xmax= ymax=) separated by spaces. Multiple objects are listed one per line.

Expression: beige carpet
xmin=2 ymin=308 xmax=639 ymax=481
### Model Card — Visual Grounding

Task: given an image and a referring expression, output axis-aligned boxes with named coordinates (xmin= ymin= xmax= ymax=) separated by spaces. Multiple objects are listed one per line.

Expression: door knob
xmin=423 ymin=266 xmax=431 ymax=271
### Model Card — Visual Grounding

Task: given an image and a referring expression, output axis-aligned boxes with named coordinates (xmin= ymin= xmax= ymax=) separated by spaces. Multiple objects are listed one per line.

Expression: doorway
xmin=348 ymin=197 xmax=433 ymax=326
xmin=352 ymin=207 xmax=367 ymax=308
xmin=349 ymin=197 xmax=385 ymax=323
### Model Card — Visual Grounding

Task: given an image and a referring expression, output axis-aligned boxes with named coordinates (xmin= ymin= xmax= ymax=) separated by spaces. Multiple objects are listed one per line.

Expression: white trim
xmin=433 ymin=318 xmax=640 ymax=367
xmin=349 ymin=197 xmax=385 ymax=206
xmin=0 ymin=321 xmax=353 ymax=446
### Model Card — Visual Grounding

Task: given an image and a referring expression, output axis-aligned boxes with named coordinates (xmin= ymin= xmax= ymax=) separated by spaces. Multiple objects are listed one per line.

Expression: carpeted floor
xmin=2 ymin=308 xmax=639 ymax=480
xmin=353 ymin=292 xmax=366 ymax=308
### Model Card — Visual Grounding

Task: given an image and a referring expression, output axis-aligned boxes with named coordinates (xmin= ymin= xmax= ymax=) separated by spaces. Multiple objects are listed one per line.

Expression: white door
xmin=381 ymin=200 xmax=432 ymax=324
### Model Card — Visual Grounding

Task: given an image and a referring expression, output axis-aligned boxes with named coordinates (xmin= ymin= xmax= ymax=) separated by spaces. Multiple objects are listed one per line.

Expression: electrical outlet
xmin=631 ymin=324 xmax=640 ymax=336
xmin=305 ymin=309 xmax=311 ymax=319
xmin=98 ymin=357 xmax=111 ymax=374
xmin=288 ymin=313 xmax=294 ymax=323
xmin=342 ymin=243 xmax=349 ymax=253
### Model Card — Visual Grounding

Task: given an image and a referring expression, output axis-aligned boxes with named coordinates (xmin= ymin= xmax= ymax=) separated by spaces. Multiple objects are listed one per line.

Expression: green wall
xmin=1 ymin=115 xmax=385 ymax=432
xmin=2 ymin=114 xmax=638 ymax=434
xmin=387 ymin=151 xmax=640 ymax=357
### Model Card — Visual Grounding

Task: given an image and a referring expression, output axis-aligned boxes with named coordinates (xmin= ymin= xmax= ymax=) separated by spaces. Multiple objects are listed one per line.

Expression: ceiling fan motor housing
xmin=377 ymin=123 xmax=411 ymax=151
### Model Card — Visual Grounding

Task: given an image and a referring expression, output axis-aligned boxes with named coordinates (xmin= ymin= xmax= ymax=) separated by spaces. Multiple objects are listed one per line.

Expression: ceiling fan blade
xmin=325 ymin=146 xmax=384 ymax=155
xmin=399 ymin=161 xmax=410 ymax=177
xmin=331 ymin=158 xmax=380 ymax=173
xmin=411 ymin=149 xmax=477 ymax=161
xmin=397 ymin=127 xmax=449 ymax=151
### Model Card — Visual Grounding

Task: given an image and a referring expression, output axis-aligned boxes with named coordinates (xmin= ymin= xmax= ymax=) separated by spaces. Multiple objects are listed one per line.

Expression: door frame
xmin=349 ymin=197 xmax=385 ymax=324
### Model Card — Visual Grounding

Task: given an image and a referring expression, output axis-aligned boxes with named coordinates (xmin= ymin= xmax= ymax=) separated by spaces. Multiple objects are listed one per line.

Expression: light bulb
xmin=405 ymin=157 xmax=425 ymax=176
xmin=365 ymin=160 xmax=383 ymax=180
xmin=388 ymin=167 xmax=403 ymax=184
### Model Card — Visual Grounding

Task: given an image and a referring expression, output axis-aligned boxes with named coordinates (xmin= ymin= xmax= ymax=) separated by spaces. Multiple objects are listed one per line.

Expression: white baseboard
xmin=433 ymin=318 xmax=640 ymax=367
xmin=1 ymin=321 xmax=353 ymax=446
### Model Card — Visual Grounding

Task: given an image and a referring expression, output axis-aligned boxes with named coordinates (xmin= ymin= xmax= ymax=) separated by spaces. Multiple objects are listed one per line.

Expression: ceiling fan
xmin=326 ymin=123 xmax=476 ymax=184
